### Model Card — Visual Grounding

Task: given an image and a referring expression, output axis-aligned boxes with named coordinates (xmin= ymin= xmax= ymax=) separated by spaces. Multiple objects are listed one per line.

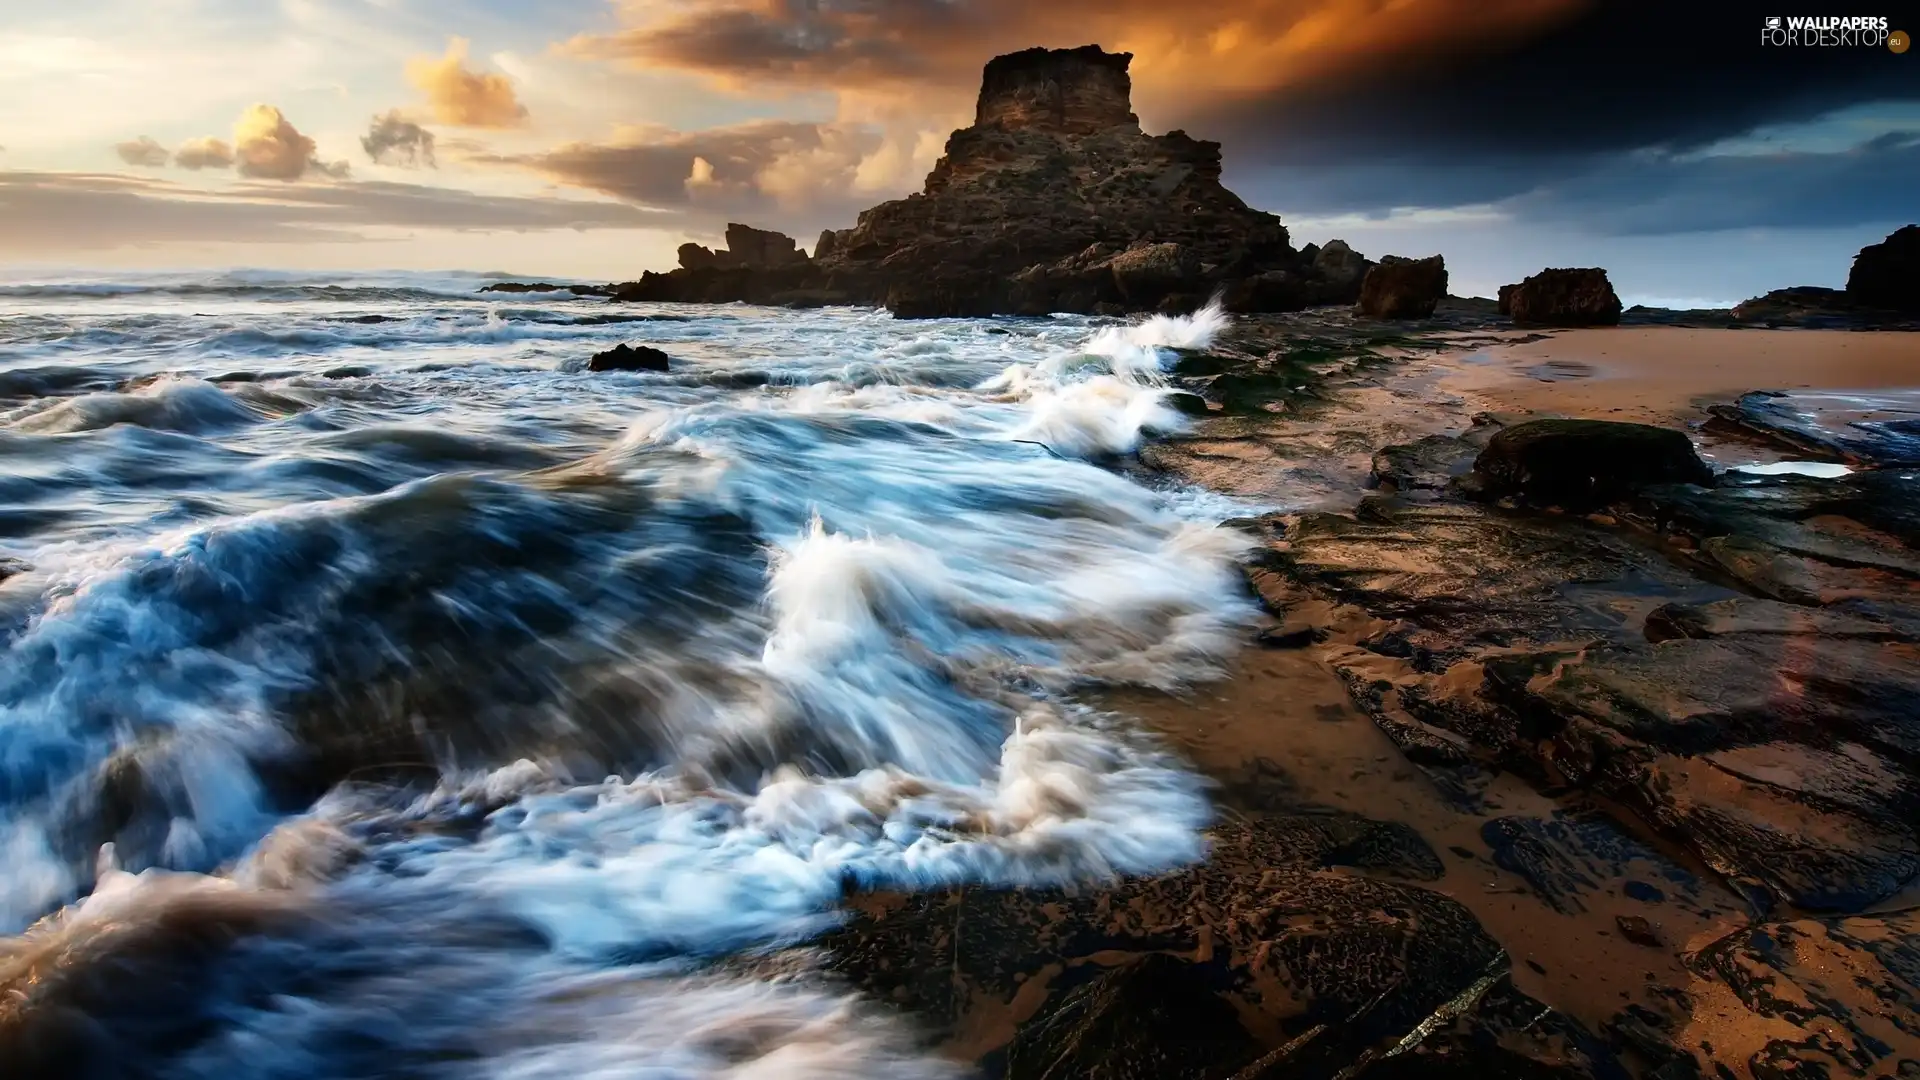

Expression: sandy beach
xmin=1443 ymin=327 xmax=1920 ymax=426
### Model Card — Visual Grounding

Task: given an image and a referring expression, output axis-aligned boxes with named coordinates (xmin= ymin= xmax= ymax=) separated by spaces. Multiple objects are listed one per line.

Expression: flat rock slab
xmin=1253 ymin=416 xmax=1920 ymax=913
xmin=1706 ymin=389 xmax=1920 ymax=466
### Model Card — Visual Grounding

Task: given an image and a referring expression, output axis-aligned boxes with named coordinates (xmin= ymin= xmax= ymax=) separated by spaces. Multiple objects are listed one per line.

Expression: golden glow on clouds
xmin=407 ymin=38 xmax=530 ymax=128
xmin=571 ymin=0 xmax=1590 ymax=115
xmin=232 ymin=105 xmax=349 ymax=181
xmin=174 ymin=137 xmax=235 ymax=171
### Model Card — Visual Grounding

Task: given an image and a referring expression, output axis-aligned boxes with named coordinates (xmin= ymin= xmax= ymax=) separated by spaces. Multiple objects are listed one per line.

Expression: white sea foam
xmin=0 ymin=286 xmax=1261 ymax=1075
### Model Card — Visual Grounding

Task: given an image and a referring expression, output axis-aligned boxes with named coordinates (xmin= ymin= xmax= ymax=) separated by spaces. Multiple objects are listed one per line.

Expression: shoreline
xmin=1104 ymin=319 xmax=1920 ymax=1074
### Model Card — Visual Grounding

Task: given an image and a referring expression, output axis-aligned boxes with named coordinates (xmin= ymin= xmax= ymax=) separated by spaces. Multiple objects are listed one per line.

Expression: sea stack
xmin=615 ymin=45 xmax=1377 ymax=317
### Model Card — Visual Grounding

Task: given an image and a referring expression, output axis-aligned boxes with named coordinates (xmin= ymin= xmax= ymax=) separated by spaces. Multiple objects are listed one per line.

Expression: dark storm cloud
xmin=1235 ymin=130 xmax=1920 ymax=236
xmin=1185 ymin=0 xmax=1920 ymax=230
xmin=1185 ymin=1 xmax=1920 ymax=165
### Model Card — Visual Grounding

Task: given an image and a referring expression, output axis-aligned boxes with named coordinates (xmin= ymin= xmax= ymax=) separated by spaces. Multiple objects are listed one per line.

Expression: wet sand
xmin=1442 ymin=327 xmax=1920 ymax=426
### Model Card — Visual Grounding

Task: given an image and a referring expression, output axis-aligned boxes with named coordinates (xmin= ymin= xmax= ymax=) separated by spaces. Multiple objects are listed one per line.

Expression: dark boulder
xmin=1466 ymin=418 xmax=1712 ymax=507
xmin=586 ymin=343 xmax=671 ymax=372
xmin=1003 ymin=954 xmax=1262 ymax=1079
xmin=1504 ymin=268 xmax=1622 ymax=327
xmin=1496 ymin=283 xmax=1516 ymax=316
xmin=1845 ymin=223 xmax=1920 ymax=312
xmin=1355 ymin=255 xmax=1447 ymax=319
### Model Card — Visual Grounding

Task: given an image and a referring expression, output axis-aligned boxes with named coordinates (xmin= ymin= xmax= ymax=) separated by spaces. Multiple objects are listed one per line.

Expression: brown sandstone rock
xmin=1356 ymin=255 xmax=1447 ymax=319
xmin=1504 ymin=268 xmax=1622 ymax=327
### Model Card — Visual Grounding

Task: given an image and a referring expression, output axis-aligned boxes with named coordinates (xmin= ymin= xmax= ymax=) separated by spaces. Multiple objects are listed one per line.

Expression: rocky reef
xmin=613 ymin=46 xmax=1374 ymax=318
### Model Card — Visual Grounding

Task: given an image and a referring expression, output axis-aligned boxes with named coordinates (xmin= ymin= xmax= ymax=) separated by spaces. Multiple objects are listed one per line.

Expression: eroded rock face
xmin=1356 ymin=255 xmax=1447 ymax=319
xmin=975 ymin=44 xmax=1138 ymax=135
xmin=1846 ymin=223 xmax=1920 ymax=312
xmin=1503 ymin=268 xmax=1622 ymax=327
xmin=616 ymin=46 xmax=1385 ymax=316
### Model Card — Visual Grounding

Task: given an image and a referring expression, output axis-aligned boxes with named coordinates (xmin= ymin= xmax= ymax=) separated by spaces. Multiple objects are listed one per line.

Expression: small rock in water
xmin=588 ymin=343 xmax=672 ymax=372
xmin=1615 ymin=915 xmax=1663 ymax=948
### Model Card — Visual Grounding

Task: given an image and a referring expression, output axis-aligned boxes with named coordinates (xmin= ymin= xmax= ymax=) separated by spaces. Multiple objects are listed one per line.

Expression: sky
xmin=1 ymin=0 xmax=1916 ymax=304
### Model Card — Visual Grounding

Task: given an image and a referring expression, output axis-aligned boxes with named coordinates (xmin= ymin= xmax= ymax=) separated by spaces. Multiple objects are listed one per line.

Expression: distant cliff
xmin=616 ymin=45 xmax=1373 ymax=318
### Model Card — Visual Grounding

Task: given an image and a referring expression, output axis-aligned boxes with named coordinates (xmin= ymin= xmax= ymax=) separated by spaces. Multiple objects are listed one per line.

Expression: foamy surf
xmin=0 ymin=277 xmax=1254 ymax=1077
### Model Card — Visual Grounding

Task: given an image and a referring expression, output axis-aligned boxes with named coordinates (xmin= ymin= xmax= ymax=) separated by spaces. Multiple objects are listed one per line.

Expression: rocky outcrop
xmin=478 ymin=282 xmax=612 ymax=296
xmin=1502 ymin=268 xmax=1621 ymax=327
xmin=1729 ymin=228 xmax=1920 ymax=328
xmin=673 ymin=223 xmax=808 ymax=272
xmin=1355 ymin=255 xmax=1447 ymax=319
xmin=586 ymin=343 xmax=671 ymax=372
xmin=1846 ymin=223 xmax=1920 ymax=313
xmin=615 ymin=46 xmax=1382 ymax=317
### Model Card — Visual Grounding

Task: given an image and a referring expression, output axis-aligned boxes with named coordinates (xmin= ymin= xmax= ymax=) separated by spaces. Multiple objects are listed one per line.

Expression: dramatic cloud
xmin=1183 ymin=2 xmax=1920 ymax=170
xmin=113 ymin=136 xmax=169 ymax=168
xmin=556 ymin=0 xmax=1920 ymax=248
xmin=0 ymin=170 xmax=660 ymax=255
xmin=564 ymin=0 xmax=1587 ymax=107
xmin=232 ymin=104 xmax=348 ymax=181
xmin=478 ymin=119 xmax=942 ymax=237
xmin=173 ymin=137 xmax=235 ymax=171
xmin=362 ymin=111 xmax=437 ymax=168
xmin=407 ymin=38 xmax=529 ymax=128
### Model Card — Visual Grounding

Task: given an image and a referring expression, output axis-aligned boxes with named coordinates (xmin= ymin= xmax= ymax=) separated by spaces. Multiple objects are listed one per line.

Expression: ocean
xmin=0 ymin=268 xmax=1260 ymax=1077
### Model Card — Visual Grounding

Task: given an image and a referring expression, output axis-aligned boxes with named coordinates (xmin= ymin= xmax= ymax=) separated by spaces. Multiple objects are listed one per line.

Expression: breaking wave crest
xmin=0 ymin=279 xmax=1251 ymax=1078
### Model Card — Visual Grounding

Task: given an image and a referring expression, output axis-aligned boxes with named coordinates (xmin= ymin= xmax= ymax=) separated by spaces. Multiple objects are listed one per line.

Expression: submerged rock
xmin=478 ymin=282 xmax=612 ymax=296
xmin=1465 ymin=418 xmax=1713 ymax=508
xmin=1355 ymin=255 xmax=1447 ymax=319
xmin=586 ymin=344 xmax=671 ymax=373
xmin=1502 ymin=269 xmax=1622 ymax=327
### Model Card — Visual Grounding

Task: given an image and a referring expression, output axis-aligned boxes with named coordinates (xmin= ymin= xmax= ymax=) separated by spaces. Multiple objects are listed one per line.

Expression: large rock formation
xmin=614 ymin=46 xmax=1374 ymax=317
xmin=1355 ymin=255 xmax=1447 ymax=319
xmin=1502 ymin=268 xmax=1623 ymax=327
xmin=1845 ymin=223 xmax=1920 ymax=313
xmin=1731 ymin=226 xmax=1920 ymax=327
